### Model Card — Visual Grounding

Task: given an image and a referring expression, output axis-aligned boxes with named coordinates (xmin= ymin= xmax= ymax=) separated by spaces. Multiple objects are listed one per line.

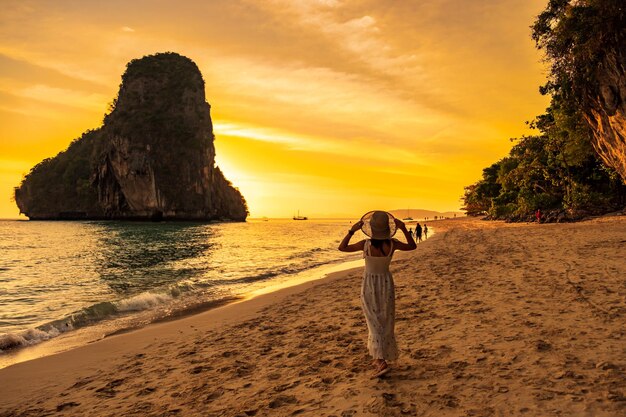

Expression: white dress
xmin=361 ymin=239 xmax=398 ymax=361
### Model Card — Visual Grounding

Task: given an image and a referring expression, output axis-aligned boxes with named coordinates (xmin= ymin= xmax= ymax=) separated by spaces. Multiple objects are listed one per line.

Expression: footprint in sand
xmin=233 ymin=361 xmax=254 ymax=377
xmin=268 ymin=394 xmax=297 ymax=408
xmin=94 ymin=378 xmax=125 ymax=398
xmin=272 ymin=380 xmax=301 ymax=393
xmin=56 ymin=401 xmax=80 ymax=411
xmin=177 ymin=348 xmax=197 ymax=358
xmin=205 ymin=388 xmax=224 ymax=402
xmin=137 ymin=386 xmax=157 ymax=396
xmin=70 ymin=376 xmax=96 ymax=389
xmin=190 ymin=365 xmax=213 ymax=374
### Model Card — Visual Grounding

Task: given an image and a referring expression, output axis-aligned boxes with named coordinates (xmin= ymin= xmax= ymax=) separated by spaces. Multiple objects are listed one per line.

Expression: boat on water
xmin=293 ymin=210 xmax=308 ymax=220
xmin=402 ymin=207 xmax=414 ymax=221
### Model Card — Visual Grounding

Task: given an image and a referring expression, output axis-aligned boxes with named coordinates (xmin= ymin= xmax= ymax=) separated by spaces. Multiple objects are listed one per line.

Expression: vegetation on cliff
xmin=15 ymin=52 xmax=248 ymax=221
xmin=462 ymin=0 xmax=626 ymax=221
xmin=533 ymin=0 xmax=626 ymax=182
xmin=14 ymin=130 xmax=106 ymax=217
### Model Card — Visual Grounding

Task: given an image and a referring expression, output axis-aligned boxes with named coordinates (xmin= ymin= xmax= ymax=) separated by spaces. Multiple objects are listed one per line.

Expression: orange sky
xmin=0 ymin=0 xmax=550 ymax=218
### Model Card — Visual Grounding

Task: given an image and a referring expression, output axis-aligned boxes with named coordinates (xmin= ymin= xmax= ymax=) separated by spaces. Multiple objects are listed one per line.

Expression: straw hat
xmin=360 ymin=210 xmax=397 ymax=239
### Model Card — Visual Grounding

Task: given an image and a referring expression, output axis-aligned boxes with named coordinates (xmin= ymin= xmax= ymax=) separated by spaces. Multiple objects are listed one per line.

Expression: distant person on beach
xmin=423 ymin=224 xmax=428 ymax=239
xmin=338 ymin=211 xmax=417 ymax=378
xmin=415 ymin=223 xmax=422 ymax=242
xmin=535 ymin=209 xmax=542 ymax=223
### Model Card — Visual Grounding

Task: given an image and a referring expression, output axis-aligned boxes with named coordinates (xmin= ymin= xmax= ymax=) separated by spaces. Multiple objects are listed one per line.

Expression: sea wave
xmin=0 ymin=290 xmax=176 ymax=352
xmin=0 ymin=257 xmax=353 ymax=353
xmin=0 ymin=219 xmax=360 ymax=360
xmin=205 ymin=258 xmax=340 ymax=286
xmin=116 ymin=293 xmax=172 ymax=312
xmin=286 ymin=247 xmax=325 ymax=260
xmin=0 ymin=327 xmax=64 ymax=350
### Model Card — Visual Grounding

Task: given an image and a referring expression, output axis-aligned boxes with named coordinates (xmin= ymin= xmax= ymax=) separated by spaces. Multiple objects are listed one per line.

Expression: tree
xmin=532 ymin=0 xmax=626 ymax=181
xmin=462 ymin=0 xmax=626 ymax=221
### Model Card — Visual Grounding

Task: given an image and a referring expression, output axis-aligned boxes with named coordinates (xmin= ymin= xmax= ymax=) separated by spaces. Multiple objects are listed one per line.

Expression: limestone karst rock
xmin=582 ymin=50 xmax=626 ymax=183
xmin=15 ymin=52 xmax=248 ymax=221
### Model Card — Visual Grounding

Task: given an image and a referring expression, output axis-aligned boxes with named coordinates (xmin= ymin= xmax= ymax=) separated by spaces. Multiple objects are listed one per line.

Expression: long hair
xmin=370 ymin=238 xmax=391 ymax=255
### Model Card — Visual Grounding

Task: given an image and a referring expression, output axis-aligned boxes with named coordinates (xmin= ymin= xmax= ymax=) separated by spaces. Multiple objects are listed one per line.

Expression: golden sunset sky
xmin=0 ymin=0 xmax=550 ymax=219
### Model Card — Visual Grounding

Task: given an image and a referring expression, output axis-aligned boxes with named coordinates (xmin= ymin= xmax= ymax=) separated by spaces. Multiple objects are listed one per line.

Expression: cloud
xmin=214 ymin=120 xmax=422 ymax=164
xmin=251 ymin=0 xmax=421 ymax=76
xmin=14 ymin=84 xmax=108 ymax=112
xmin=198 ymin=52 xmax=449 ymax=148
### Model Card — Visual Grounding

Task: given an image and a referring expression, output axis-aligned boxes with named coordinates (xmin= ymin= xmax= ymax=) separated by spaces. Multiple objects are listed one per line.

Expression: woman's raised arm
xmin=338 ymin=220 xmax=366 ymax=252
xmin=392 ymin=218 xmax=417 ymax=251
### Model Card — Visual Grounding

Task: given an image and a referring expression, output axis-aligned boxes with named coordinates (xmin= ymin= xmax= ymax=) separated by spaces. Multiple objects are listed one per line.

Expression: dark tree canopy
xmin=461 ymin=108 xmax=624 ymax=221
xmin=462 ymin=0 xmax=626 ymax=221
xmin=531 ymin=0 xmax=625 ymax=105
xmin=532 ymin=0 xmax=626 ymax=181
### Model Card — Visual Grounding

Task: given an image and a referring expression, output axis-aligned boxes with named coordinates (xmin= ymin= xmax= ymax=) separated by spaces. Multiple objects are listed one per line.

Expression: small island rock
xmin=15 ymin=52 xmax=248 ymax=221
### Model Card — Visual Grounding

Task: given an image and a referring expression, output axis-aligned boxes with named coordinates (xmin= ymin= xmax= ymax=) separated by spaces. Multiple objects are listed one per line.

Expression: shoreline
xmin=0 ymin=257 xmax=370 ymax=410
xmin=2 ymin=216 xmax=624 ymax=416
xmin=0 ymin=221 xmax=437 ymax=370
xmin=0 ymin=254 xmax=367 ymax=370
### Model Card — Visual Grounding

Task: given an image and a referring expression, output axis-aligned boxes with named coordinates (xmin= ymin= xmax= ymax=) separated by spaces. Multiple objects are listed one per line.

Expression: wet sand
xmin=0 ymin=216 xmax=625 ymax=416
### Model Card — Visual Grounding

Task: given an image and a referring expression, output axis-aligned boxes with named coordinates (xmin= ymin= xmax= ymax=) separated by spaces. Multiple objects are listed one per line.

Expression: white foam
xmin=0 ymin=333 xmax=27 ymax=350
xmin=116 ymin=292 xmax=172 ymax=312
xmin=0 ymin=326 xmax=64 ymax=351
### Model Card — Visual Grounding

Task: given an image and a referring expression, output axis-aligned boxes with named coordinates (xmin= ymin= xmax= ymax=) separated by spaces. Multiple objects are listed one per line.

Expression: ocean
xmin=0 ymin=218 xmax=367 ymax=365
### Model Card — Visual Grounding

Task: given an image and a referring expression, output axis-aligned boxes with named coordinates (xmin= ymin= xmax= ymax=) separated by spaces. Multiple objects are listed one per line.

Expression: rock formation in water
xmin=582 ymin=50 xmax=626 ymax=183
xmin=15 ymin=52 xmax=248 ymax=221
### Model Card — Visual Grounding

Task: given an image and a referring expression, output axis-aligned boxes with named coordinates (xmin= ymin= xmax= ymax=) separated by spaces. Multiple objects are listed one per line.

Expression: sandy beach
xmin=1 ymin=216 xmax=625 ymax=416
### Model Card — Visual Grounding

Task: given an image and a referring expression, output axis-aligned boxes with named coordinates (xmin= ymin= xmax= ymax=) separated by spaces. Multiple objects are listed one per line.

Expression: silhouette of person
xmin=415 ymin=223 xmax=422 ymax=242
xmin=535 ymin=209 xmax=542 ymax=223
xmin=423 ymin=224 xmax=428 ymax=239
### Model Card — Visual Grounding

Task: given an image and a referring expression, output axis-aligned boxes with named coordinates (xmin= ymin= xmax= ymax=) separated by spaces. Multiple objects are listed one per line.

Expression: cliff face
xmin=15 ymin=52 xmax=247 ymax=221
xmin=583 ymin=49 xmax=626 ymax=183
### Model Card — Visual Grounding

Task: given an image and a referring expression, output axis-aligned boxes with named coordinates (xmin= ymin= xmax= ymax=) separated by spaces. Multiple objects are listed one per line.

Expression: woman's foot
xmin=371 ymin=360 xmax=390 ymax=378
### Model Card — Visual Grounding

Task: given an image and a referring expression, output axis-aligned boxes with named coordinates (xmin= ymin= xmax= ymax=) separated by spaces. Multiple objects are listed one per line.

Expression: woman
xmin=338 ymin=211 xmax=417 ymax=377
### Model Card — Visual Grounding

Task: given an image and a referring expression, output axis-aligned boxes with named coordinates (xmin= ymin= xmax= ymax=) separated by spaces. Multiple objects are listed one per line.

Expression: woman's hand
xmin=393 ymin=218 xmax=417 ymax=251
xmin=350 ymin=220 xmax=364 ymax=233
xmin=394 ymin=218 xmax=407 ymax=231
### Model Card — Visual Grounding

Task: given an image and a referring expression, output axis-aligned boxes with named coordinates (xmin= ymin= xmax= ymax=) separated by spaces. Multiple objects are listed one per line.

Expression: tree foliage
xmin=462 ymin=107 xmax=624 ymax=220
xmin=462 ymin=0 xmax=626 ymax=221
xmin=14 ymin=130 xmax=105 ymax=216
xmin=531 ymin=0 xmax=625 ymax=107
